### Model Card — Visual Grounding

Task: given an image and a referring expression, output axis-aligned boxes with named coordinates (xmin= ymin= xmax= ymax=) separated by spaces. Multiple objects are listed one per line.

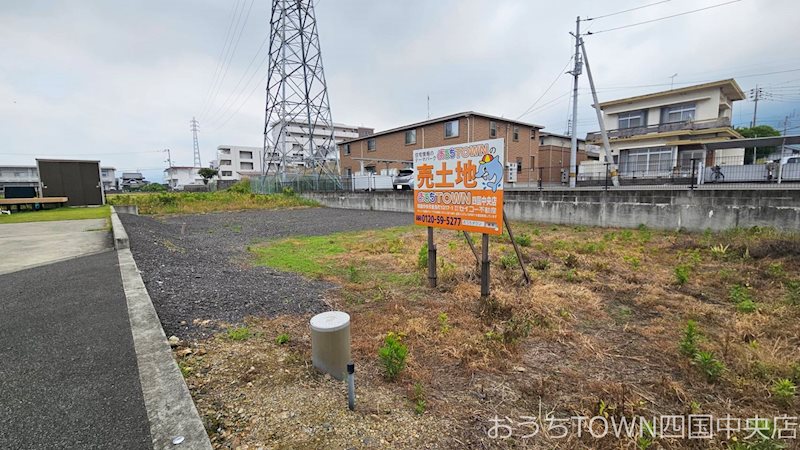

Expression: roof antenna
xmin=669 ymin=73 xmax=678 ymax=90
xmin=427 ymin=95 xmax=430 ymax=119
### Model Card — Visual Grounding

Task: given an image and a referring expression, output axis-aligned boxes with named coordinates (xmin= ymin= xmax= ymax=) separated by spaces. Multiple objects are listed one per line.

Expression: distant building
xmin=164 ymin=166 xmax=205 ymax=189
xmin=1 ymin=165 xmax=116 ymax=194
xmin=585 ymin=79 xmax=746 ymax=178
xmin=216 ymin=145 xmax=265 ymax=181
xmin=337 ymin=111 xmax=543 ymax=185
xmin=100 ymin=167 xmax=117 ymax=191
xmin=0 ymin=165 xmax=40 ymax=195
xmin=121 ymin=172 xmax=146 ymax=190
xmin=270 ymin=121 xmax=372 ymax=170
xmin=537 ymin=132 xmax=593 ymax=184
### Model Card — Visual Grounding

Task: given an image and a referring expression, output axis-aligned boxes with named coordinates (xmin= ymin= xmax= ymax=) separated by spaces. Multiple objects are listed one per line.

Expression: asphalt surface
xmin=0 ymin=250 xmax=151 ymax=450
xmin=120 ymin=207 xmax=412 ymax=339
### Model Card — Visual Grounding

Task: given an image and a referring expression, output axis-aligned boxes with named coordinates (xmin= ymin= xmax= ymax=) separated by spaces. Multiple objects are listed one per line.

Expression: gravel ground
xmin=120 ymin=207 xmax=411 ymax=339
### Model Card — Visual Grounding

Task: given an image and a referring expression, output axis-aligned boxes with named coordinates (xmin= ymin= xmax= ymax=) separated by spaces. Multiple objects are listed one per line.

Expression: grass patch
xmin=0 ymin=205 xmax=110 ymax=224
xmin=226 ymin=326 xmax=252 ymax=341
xmin=106 ymin=191 xmax=317 ymax=215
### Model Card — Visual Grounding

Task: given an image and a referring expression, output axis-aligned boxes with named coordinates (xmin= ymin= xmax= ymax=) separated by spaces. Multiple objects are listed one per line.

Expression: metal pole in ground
xmin=690 ymin=159 xmax=697 ymax=190
xmin=427 ymin=227 xmax=437 ymax=288
xmin=481 ymin=233 xmax=490 ymax=297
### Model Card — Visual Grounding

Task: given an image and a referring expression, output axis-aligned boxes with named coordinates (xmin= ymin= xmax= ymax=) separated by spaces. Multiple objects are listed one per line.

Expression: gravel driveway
xmin=120 ymin=207 xmax=411 ymax=339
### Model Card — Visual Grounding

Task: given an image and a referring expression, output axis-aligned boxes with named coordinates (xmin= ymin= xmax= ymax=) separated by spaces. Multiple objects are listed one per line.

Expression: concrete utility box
xmin=310 ymin=311 xmax=351 ymax=380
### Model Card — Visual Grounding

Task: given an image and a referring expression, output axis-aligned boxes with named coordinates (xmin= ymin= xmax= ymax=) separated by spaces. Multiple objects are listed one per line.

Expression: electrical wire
xmin=196 ymin=0 xmax=243 ymax=120
xmin=586 ymin=0 xmax=672 ymax=21
xmin=516 ymin=56 xmax=574 ymax=119
xmin=587 ymin=0 xmax=742 ymax=35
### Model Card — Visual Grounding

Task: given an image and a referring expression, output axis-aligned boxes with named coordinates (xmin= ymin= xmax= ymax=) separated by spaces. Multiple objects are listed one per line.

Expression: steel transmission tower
xmin=190 ymin=117 xmax=202 ymax=167
xmin=262 ymin=0 xmax=337 ymax=182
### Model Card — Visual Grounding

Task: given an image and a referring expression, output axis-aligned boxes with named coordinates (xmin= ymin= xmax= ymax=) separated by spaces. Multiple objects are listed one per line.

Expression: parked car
xmin=779 ymin=155 xmax=800 ymax=181
xmin=393 ymin=169 xmax=415 ymax=190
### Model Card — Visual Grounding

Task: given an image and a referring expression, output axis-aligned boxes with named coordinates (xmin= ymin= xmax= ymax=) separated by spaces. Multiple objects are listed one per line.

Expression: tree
xmin=735 ymin=125 xmax=781 ymax=163
xmin=198 ymin=167 xmax=219 ymax=185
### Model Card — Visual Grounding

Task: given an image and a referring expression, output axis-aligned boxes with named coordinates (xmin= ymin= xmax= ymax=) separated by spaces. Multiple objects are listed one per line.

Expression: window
xmin=343 ymin=144 xmax=351 ymax=155
xmin=619 ymin=147 xmax=673 ymax=175
xmin=513 ymin=126 xmax=519 ymax=141
xmin=221 ymin=171 xmax=232 ymax=177
xmin=539 ymin=137 xmax=545 ymax=145
xmin=444 ymin=120 xmax=459 ymax=138
xmin=367 ymin=138 xmax=376 ymax=151
xmin=661 ymin=103 xmax=695 ymax=123
xmin=220 ymin=148 xmax=231 ymax=154
xmin=220 ymin=159 xmax=232 ymax=165
xmin=490 ymin=121 xmax=497 ymax=138
xmin=405 ymin=129 xmax=416 ymax=145
xmin=618 ymin=110 xmax=645 ymax=129
xmin=240 ymin=151 xmax=253 ymax=159
xmin=516 ymin=157 xmax=523 ymax=171
xmin=240 ymin=162 xmax=254 ymax=170
xmin=101 ymin=170 xmax=109 ymax=177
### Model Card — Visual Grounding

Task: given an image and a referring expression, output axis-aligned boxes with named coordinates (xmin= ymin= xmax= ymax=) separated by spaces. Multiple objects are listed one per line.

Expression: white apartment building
xmin=585 ymin=79 xmax=746 ymax=177
xmin=100 ymin=167 xmax=117 ymax=191
xmin=271 ymin=121 xmax=373 ymax=169
xmin=164 ymin=166 xmax=205 ymax=189
xmin=216 ymin=145 xmax=265 ymax=181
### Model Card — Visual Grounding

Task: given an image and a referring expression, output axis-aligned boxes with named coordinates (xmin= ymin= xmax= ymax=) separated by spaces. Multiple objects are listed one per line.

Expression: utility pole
xmin=190 ymin=117 xmax=202 ymax=167
xmin=580 ymin=38 xmax=619 ymax=186
xmin=750 ymin=85 xmax=763 ymax=128
xmin=669 ymin=73 xmax=678 ymax=90
xmin=427 ymin=95 xmax=431 ymax=119
xmin=568 ymin=16 xmax=582 ymax=188
xmin=163 ymin=148 xmax=173 ymax=188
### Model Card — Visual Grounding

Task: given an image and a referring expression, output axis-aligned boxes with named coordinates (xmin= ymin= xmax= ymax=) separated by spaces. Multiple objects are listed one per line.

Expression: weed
xmin=578 ymin=241 xmax=605 ymax=254
xmin=387 ymin=237 xmax=404 ymax=253
xmin=638 ymin=224 xmax=653 ymax=243
xmin=730 ymin=285 xmax=757 ymax=313
xmin=347 ymin=264 xmax=361 ymax=283
xmin=411 ymin=382 xmax=426 ymax=415
xmin=418 ymin=244 xmax=429 ymax=269
xmin=766 ymin=262 xmax=786 ymax=278
xmin=499 ymin=253 xmax=517 ymax=270
xmin=623 ymin=255 xmax=641 ymax=270
xmin=438 ymin=312 xmax=451 ymax=334
xmin=532 ymin=259 xmax=550 ymax=271
xmin=564 ymin=269 xmax=578 ymax=283
xmin=227 ymin=326 xmax=252 ymax=341
xmin=178 ymin=360 xmax=193 ymax=378
xmin=603 ymin=231 xmax=616 ymax=241
xmin=637 ymin=419 xmax=655 ymax=450
xmin=771 ymin=378 xmax=797 ymax=403
xmin=689 ymin=400 xmax=701 ymax=414
xmin=785 ymin=280 xmax=800 ymax=306
xmin=619 ymin=230 xmax=634 ymax=242
xmin=710 ymin=243 xmax=730 ymax=258
xmin=531 ymin=228 xmax=541 ymax=236
xmin=679 ymin=320 xmax=700 ymax=357
xmin=515 ymin=234 xmax=532 ymax=247
xmin=674 ymin=264 xmax=690 ymax=286
xmin=693 ymin=351 xmax=725 ymax=383
xmin=275 ymin=333 xmax=290 ymax=345
xmin=378 ymin=332 xmax=408 ymax=381
xmin=574 ymin=225 xmax=588 ymax=232
xmin=503 ymin=316 xmax=533 ymax=345
xmin=737 ymin=299 xmax=758 ymax=313
xmin=564 ymin=253 xmax=579 ymax=268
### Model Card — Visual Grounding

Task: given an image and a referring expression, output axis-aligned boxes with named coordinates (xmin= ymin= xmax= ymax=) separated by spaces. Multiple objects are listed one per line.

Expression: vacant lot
xmin=108 ymin=190 xmax=317 ymax=215
xmin=178 ymin=221 xmax=800 ymax=449
xmin=0 ymin=204 xmax=109 ymax=224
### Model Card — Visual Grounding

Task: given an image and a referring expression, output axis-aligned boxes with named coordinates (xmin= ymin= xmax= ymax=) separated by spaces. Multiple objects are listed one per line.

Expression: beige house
xmin=585 ymin=79 xmax=745 ymax=179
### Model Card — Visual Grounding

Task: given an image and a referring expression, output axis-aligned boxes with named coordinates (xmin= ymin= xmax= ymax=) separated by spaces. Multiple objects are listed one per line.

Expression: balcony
xmin=587 ymin=117 xmax=732 ymax=142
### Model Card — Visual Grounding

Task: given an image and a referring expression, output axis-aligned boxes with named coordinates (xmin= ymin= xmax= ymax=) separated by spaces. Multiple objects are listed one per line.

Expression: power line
xmin=0 ymin=151 xmax=163 ymax=156
xmin=516 ymin=56 xmax=574 ymax=119
xmin=200 ymin=0 xmax=256 ymax=122
xmin=586 ymin=0 xmax=672 ymax=21
xmin=587 ymin=0 xmax=742 ymax=35
xmin=196 ymin=0 xmax=244 ymax=120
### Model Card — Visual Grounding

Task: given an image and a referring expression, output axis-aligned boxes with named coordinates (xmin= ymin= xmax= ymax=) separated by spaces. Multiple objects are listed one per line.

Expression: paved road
xmin=0 ymin=250 xmax=151 ymax=449
xmin=0 ymin=219 xmax=111 ymax=275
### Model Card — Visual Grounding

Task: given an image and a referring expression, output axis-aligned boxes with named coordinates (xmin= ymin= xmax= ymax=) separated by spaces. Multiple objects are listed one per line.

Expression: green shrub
xmin=786 ymin=280 xmax=800 ymax=306
xmin=532 ymin=259 xmax=550 ymax=270
xmin=378 ymin=332 xmax=408 ymax=380
xmin=227 ymin=179 xmax=251 ymax=193
xmin=674 ymin=265 xmax=690 ymax=285
xmin=679 ymin=320 xmax=700 ymax=357
xmin=766 ymin=262 xmax=785 ymax=278
xmin=275 ymin=333 xmax=290 ymax=345
xmin=730 ymin=285 xmax=758 ymax=313
xmin=515 ymin=234 xmax=532 ymax=247
xmin=140 ymin=183 xmax=166 ymax=192
xmin=771 ymin=378 xmax=797 ymax=403
xmin=438 ymin=312 xmax=450 ymax=334
xmin=737 ymin=299 xmax=758 ymax=313
xmin=623 ymin=255 xmax=641 ymax=270
xmin=693 ymin=351 xmax=725 ymax=383
xmin=499 ymin=253 xmax=517 ymax=270
xmin=418 ymin=244 xmax=428 ymax=269
xmin=227 ymin=326 xmax=251 ymax=341
xmin=411 ymin=382 xmax=426 ymax=415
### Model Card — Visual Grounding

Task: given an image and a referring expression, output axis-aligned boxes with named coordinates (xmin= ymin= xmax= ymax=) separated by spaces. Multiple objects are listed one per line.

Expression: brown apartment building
xmin=338 ymin=111 xmax=544 ymax=184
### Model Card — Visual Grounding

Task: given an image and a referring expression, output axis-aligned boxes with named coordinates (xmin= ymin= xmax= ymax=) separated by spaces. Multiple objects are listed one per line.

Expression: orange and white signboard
xmin=413 ymin=138 xmax=504 ymax=235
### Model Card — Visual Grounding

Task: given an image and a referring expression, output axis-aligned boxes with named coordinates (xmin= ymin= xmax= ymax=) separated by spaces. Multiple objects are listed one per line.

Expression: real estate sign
xmin=413 ymin=138 xmax=504 ymax=235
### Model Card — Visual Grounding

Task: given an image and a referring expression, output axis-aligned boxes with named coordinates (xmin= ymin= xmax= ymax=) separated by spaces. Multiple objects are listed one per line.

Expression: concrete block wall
xmin=303 ymin=189 xmax=800 ymax=232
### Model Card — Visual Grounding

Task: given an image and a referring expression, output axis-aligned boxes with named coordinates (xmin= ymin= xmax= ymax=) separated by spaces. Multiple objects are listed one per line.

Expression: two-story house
xmin=586 ymin=79 xmax=745 ymax=179
xmin=338 ymin=111 xmax=543 ymax=185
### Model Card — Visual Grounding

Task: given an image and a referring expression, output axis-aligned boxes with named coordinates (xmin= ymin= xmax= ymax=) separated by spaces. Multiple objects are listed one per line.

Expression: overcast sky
xmin=2 ymin=0 xmax=799 ymax=182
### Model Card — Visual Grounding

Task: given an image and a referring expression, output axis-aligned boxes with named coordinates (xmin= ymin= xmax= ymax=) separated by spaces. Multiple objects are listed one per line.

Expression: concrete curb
xmin=112 ymin=216 xmax=212 ymax=450
xmin=110 ymin=206 xmax=130 ymax=250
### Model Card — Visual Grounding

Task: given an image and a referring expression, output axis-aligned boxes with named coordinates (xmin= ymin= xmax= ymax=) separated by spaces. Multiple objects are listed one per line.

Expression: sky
xmin=2 ymin=0 xmax=799 ymax=182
